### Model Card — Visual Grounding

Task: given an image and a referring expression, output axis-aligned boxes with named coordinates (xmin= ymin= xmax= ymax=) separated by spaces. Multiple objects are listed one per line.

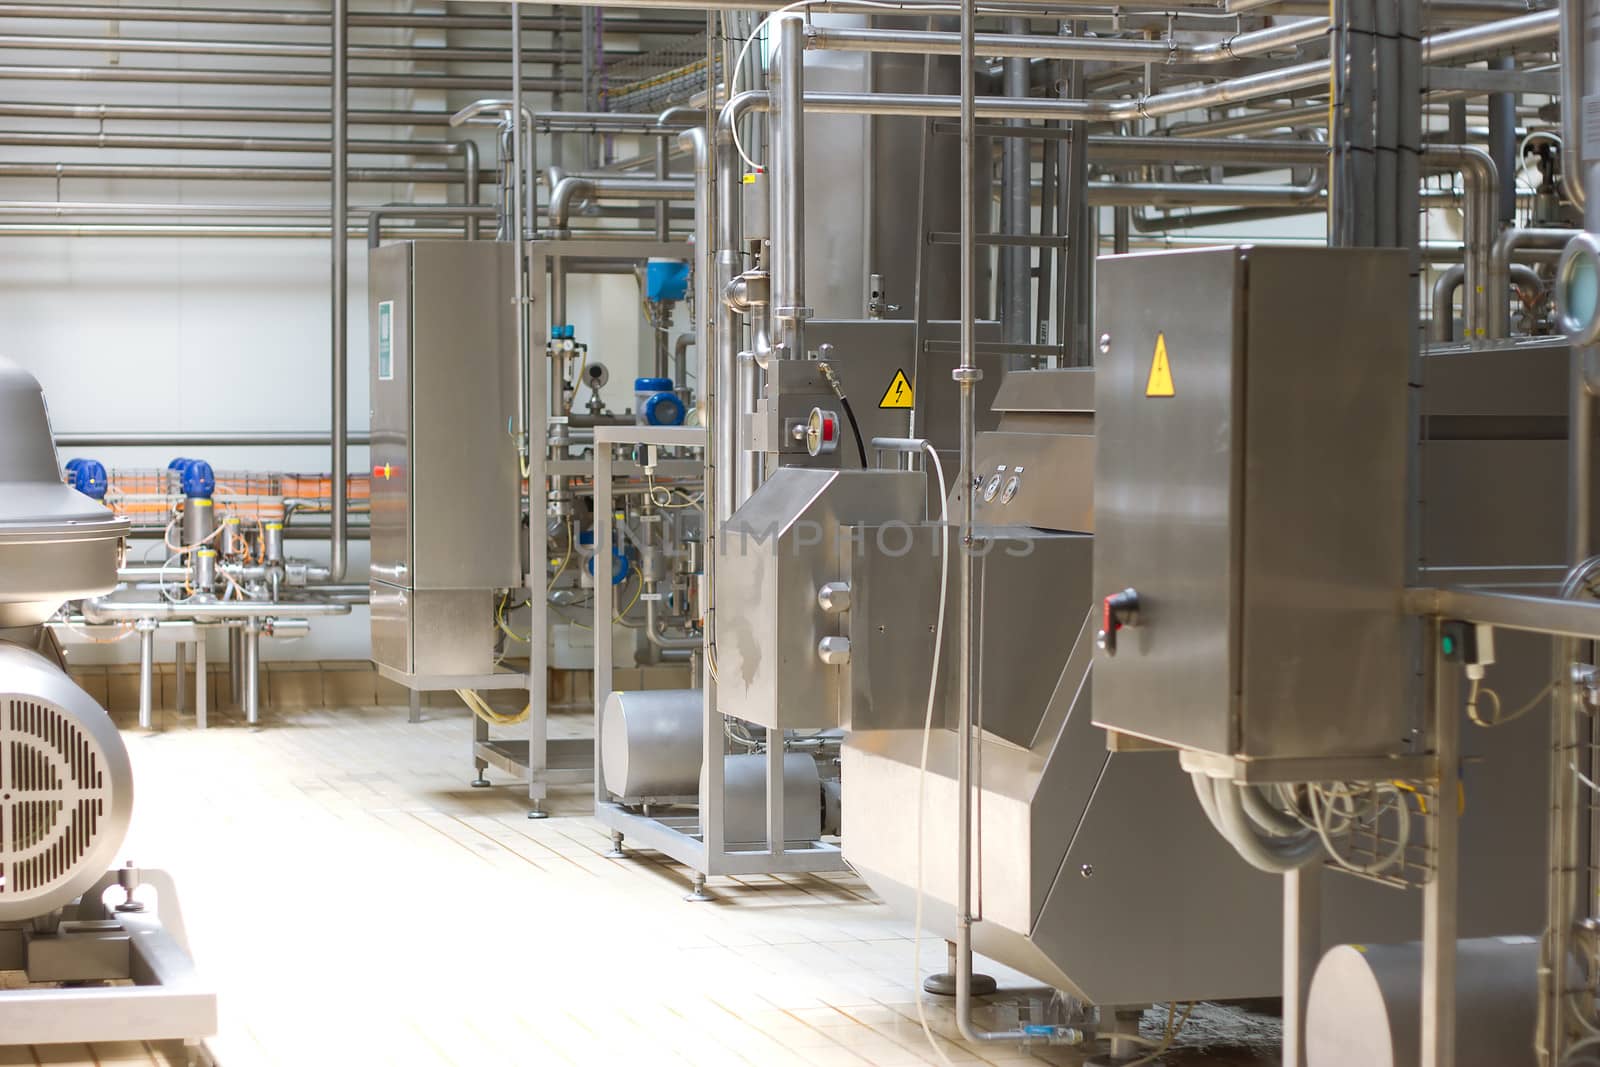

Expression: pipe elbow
xmin=546 ymin=176 xmax=594 ymax=232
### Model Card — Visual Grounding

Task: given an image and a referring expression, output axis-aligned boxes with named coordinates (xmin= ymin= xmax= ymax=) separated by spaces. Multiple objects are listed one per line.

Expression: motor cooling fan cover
xmin=0 ymin=642 xmax=132 ymax=922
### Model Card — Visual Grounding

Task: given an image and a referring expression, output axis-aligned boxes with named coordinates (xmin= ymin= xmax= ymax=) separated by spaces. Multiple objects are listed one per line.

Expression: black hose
xmin=838 ymin=395 xmax=868 ymax=468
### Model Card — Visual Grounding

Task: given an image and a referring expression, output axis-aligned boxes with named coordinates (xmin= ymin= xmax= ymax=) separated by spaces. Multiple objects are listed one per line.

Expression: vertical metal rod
xmin=328 ymin=0 xmax=348 ymax=582
xmin=1282 ymin=865 xmax=1323 ymax=1067
xmin=1488 ymin=55 xmax=1517 ymax=226
xmin=195 ymin=634 xmax=207 ymax=730
xmin=1349 ymin=0 xmax=1377 ymax=247
xmin=595 ymin=450 xmax=615 ymax=805
xmin=773 ymin=15 xmax=809 ymax=359
xmin=1001 ymin=20 xmax=1030 ymax=355
xmin=655 ymin=137 xmax=670 ymax=241
xmin=581 ymin=10 xmax=596 ymax=167
xmin=243 ymin=620 xmax=261 ymax=725
xmin=1562 ymin=0 xmax=1588 ymax=211
xmin=511 ymin=0 xmax=529 ymax=469
xmin=174 ymin=640 xmax=186 ymax=716
xmin=682 ymin=127 xmax=711 ymax=398
xmin=526 ymin=244 xmax=551 ymax=814
xmin=461 ymin=138 xmax=480 ymax=240
xmin=229 ymin=626 xmax=242 ymax=704
xmin=1421 ymin=617 xmax=1460 ymax=1067
xmin=138 ymin=623 xmax=155 ymax=730
xmin=712 ymin=99 xmax=748 ymax=529
xmin=408 ymin=689 xmax=421 ymax=724
xmin=766 ymin=722 xmax=785 ymax=856
xmin=1034 ymin=98 xmax=1056 ymax=347
xmin=1374 ymin=0 xmax=1398 ymax=248
xmin=1571 ymin=350 xmax=1593 ymax=574
xmin=954 ymin=0 xmax=984 ymax=1038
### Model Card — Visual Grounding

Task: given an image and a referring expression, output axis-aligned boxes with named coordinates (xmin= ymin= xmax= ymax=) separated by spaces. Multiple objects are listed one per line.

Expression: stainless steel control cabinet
xmin=368 ymin=241 xmax=521 ymax=683
xmin=1091 ymin=246 xmax=1412 ymax=768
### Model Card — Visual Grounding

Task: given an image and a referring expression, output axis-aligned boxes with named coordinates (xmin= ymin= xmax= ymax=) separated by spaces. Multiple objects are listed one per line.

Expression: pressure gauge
xmin=805 ymin=407 xmax=840 ymax=457
xmin=1556 ymin=231 xmax=1600 ymax=346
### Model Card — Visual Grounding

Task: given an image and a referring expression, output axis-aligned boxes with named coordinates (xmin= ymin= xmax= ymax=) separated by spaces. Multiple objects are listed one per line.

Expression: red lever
xmin=1096 ymin=588 xmax=1142 ymax=656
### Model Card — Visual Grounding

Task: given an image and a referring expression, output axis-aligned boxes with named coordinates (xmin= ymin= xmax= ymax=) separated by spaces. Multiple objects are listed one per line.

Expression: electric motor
xmin=0 ymin=640 xmax=134 ymax=923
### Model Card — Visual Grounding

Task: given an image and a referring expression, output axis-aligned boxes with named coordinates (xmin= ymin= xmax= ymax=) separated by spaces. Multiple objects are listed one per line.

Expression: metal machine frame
xmin=0 ymin=868 xmax=216 ymax=1056
xmin=591 ymin=424 xmax=848 ymax=893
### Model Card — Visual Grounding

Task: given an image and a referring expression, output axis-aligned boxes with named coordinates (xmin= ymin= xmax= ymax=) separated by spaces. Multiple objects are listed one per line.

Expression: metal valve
xmin=817 ymin=635 xmax=852 ymax=665
xmin=1095 ymin=588 xmax=1141 ymax=656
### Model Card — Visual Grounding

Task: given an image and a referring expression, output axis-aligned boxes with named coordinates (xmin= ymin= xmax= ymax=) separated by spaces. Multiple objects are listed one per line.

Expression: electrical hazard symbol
xmin=1145 ymin=333 xmax=1175 ymax=398
xmin=879 ymin=368 xmax=915 ymax=409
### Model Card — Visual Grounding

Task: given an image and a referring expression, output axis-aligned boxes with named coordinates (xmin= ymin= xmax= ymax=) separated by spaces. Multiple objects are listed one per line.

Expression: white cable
xmin=912 ymin=443 xmax=955 ymax=1066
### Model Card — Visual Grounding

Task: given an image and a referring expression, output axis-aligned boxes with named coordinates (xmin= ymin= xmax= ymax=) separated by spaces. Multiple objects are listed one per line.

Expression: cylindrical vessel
xmin=713 ymin=752 xmax=822 ymax=847
xmin=601 ymin=688 xmax=703 ymax=799
xmin=193 ymin=547 xmax=217 ymax=593
xmin=263 ymin=520 xmax=284 ymax=564
xmin=182 ymin=497 xmax=215 ymax=549
xmin=1307 ymin=937 xmax=1541 ymax=1067
xmin=219 ymin=514 xmax=241 ymax=557
xmin=601 ymin=689 xmax=828 ymax=846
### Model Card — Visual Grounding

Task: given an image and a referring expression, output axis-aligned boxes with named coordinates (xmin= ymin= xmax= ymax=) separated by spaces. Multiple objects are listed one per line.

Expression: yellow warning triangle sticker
xmin=1145 ymin=333 xmax=1175 ymax=397
xmin=879 ymin=368 xmax=915 ymax=409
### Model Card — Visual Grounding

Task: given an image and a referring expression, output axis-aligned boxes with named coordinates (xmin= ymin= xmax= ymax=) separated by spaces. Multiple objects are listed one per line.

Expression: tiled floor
xmin=5 ymin=704 xmax=1279 ymax=1067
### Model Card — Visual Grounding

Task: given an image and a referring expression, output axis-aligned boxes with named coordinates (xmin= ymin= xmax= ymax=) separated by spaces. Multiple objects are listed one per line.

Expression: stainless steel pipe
xmin=806 ymin=18 xmax=1329 ymax=63
xmin=680 ymin=126 xmax=712 ymax=406
xmin=0 ymin=130 xmax=463 ymax=154
xmin=771 ymin=15 xmax=810 ymax=357
xmin=787 ymin=11 xmax=1558 ymax=124
xmin=546 ymin=176 xmax=696 ymax=232
xmin=59 ymin=431 xmax=373 ymax=447
xmin=1423 ymin=145 xmax=1498 ymax=340
xmin=1087 ymin=135 xmax=1327 ymax=166
xmin=511 ymin=1 xmax=530 ymax=472
xmin=0 ymin=162 xmax=488 ymax=183
xmin=1561 ymin=0 xmax=1587 ymax=213
xmin=0 ymin=4 xmax=701 ymax=32
xmin=1488 ymin=228 xmax=1575 ymax=337
xmin=329 ymin=0 xmax=348 ymax=585
xmin=0 ymin=101 xmax=455 ymax=124
xmin=242 ymin=619 xmax=261 ymax=724
xmin=82 ymin=597 xmax=352 ymax=622
xmin=1086 ymin=176 xmax=1325 ymax=207
xmin=1431 ymin=264 xmax=1467 ymax=343
xmin=137 ymin=621 xmax=155 ymax=730
xmin=365 ymin=205 xmax=497 ymax=249
xmin=0 ymin=32 xmax=584 ymax=64
xmin=0 ymin=63 xmax=578 ymax=92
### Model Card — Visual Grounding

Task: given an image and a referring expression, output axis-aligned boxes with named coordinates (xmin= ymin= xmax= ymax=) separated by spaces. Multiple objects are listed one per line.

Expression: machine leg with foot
xmin=924 ymin=939 xmax=996 ymax=996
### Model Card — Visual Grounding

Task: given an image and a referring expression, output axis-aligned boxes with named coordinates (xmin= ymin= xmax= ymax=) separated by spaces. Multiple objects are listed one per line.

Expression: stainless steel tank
xmin=0 ymin=357 xmax=128 ymax=626
xmin=601 ymin=688 xmax=704 ymax=800
xmin=1307 ymin=938 xmax=1542 ymax=1067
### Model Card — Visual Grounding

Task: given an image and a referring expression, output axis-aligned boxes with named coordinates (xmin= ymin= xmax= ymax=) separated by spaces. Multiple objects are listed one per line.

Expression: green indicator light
xmin=1442 ymin=635 xmax=1456 ymax=656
